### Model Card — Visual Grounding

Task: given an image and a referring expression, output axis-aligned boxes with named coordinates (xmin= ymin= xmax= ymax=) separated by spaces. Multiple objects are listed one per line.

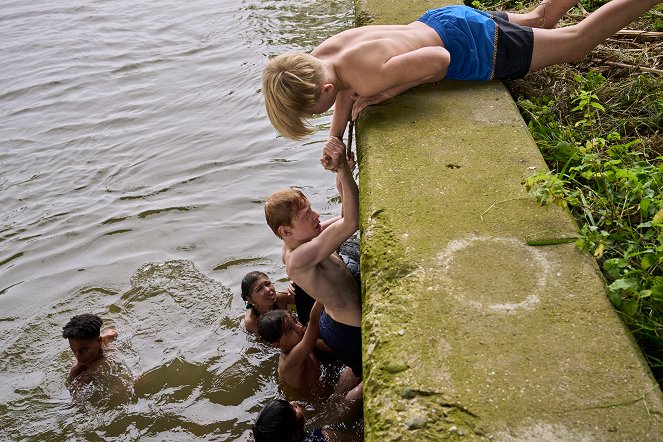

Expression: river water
xmin=0 ymin=0 xmax=355 ymax=440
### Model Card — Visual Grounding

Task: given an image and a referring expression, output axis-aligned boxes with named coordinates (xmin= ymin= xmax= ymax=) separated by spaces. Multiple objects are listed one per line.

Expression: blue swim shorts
xmin=418 ymin=6 xmax=533 ymax=80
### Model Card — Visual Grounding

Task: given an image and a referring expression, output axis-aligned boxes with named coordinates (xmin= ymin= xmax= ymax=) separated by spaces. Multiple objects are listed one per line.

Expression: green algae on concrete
xmin=354 ymin=2 xmax=663 ymax=440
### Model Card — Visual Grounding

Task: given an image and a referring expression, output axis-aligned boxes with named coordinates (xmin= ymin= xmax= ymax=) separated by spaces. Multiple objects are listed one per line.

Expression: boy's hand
xmin=310 ymin=301 xmax=324 ymax=323
xmin=351 ymin=91 xmax=391 ymax=121
xmin=102 ymin=328 xmax=118 ymax=339
xmin=320 ymin=137 xmax=348 ymax=172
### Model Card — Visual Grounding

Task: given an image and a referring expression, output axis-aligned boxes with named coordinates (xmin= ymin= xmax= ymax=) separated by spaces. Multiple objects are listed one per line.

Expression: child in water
xmin=241 ymin=271 xmax=320 ymax=333
xmin=253 ymin=399 xmax=362 ymax=442
xmin=264 ymin=138 xmax=362 ymax=385
xmin=241 ymin=271 xmax=295 ymax=334
xmin=62 ymin=313 xmax=117 ymax=381
xmin=258 ymin=301 xmax=324 ymax=390
xmin=262 ymin=0 xmax=663 ymax=140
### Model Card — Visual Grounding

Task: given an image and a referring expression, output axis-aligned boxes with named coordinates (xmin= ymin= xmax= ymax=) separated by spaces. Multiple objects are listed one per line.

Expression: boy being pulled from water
xmin=264 ymin=137 xmax=362 ymax=385
xmin=263 ymin=0 xmax=662 ymax=140
xmin=258 ymin=301 xmax=324 ymax=389
xmin=62 ymin=313 xmax=117 ymax=381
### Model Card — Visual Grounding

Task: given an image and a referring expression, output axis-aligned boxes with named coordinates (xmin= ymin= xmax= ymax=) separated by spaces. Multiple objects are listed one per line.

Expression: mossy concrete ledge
xmin=355 ymin=1 xmax=663 ymax=440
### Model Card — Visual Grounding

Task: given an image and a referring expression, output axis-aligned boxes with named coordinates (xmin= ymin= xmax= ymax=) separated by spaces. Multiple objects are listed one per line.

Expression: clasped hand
xmin=320 ymin=137 xmax=347 ymax=172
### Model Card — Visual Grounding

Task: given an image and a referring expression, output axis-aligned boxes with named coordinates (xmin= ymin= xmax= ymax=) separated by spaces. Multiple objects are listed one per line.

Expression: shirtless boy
xmin=258 ymin=301 xmax=324 ymax=389
xmin=62 ymin=313 xmax=118 ymax=381
xmin=264 ymin=137 xmax=362 ymax=380
xmin=262 ymin=0 xmax=662 ymax=140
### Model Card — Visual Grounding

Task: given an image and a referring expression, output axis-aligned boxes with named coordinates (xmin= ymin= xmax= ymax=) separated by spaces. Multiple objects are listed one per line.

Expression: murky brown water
xmin=0 ymin=0 xmax=355 ymax=440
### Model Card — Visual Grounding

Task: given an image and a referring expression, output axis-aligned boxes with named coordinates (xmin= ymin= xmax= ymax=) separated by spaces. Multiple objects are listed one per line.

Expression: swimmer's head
xmin=63 ymin=313 xmax=102 ymax=339
xmin=252 ymin=399 xmax=305 ymax=442
xmin=241 ymin=271 xmax=277 ymax=315
xmin=62 ymin=314 xmax=103 ymax=365
xmin=257 ymin=310 xmax=304 ymax=350
xmin=264 ymin=189 xmax=309 ymax=239
xmin=262 ymin=53 xmax=324 ymax=140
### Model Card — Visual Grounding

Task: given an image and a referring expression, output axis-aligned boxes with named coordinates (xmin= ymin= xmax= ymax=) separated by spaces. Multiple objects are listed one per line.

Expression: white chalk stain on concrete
xmin=436 ymin=236 xmax=554 ymax=314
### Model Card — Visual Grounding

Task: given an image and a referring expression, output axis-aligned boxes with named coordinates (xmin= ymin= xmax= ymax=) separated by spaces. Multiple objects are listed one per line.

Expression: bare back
xmin=311 ymin=22 xmax=446 ymax=97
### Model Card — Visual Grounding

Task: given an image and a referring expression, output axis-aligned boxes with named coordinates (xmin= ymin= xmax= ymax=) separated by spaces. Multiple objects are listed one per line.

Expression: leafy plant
xmin=522 ymin=70 xmax=663 ymax=377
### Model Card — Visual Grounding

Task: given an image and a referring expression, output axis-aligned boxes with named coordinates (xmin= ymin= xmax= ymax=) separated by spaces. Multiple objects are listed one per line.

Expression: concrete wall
xmin=356 ymin=1 xmax=663 ymax=440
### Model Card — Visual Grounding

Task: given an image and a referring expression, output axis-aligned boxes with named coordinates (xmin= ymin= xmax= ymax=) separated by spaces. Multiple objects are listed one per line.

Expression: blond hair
xmin=262 ymin=53 xmax=323 ymax=140
xmin=264 ymin=189 xmax=309 ymax=238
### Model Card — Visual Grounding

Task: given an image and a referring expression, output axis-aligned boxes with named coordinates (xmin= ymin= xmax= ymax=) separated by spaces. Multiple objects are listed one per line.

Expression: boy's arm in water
xmin=284 ymin=302 xmax=323 ymax=368
xmin=288 ymin=138 xmax=359 ymax=271
xmin=101 ymin=328 xmax=118 ymax=347
xmin=69 ymin=363 xmax=86 ymax=381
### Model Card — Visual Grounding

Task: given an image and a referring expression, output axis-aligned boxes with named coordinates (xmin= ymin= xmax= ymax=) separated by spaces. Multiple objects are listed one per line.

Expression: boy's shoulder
xmin=243 ymin=310 xmax=258 ymax=333
xmin=69 ymin=363 xmax=86 ymax=380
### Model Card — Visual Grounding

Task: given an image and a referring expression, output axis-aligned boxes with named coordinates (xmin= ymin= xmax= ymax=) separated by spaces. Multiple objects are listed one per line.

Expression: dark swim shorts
xmin=487 ymin=11 xmax=534 ymax=80
xmin=293 ymin=283 xmax=316 ymax=326
xmin=320 ymin=310 xmax=362 ymax=377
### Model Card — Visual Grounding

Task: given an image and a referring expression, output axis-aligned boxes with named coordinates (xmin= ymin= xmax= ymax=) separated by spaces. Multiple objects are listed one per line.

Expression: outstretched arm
xmin=287 ymin=302 xmax=324 ymax=364
xmin=288 ymin=138 xmax=359 ymax=270
xmin=329 ymin=90 xmax=355 ymax=139
xmin=101 ymin=328 xmax=118 ymax=347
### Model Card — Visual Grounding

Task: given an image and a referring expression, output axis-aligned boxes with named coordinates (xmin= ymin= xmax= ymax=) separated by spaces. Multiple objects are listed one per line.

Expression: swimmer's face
xmin=248 ymin=276 xmax=277 ymax=311
xmin=68 ymin=337 xmax=102 ymax=366
xmin=280 ymin=313 xmax=305 ymax=348
xmin=290 ymin=201 xmax=321 ymax=241
xmin=290 ymin=401 xmax=306 ymax=432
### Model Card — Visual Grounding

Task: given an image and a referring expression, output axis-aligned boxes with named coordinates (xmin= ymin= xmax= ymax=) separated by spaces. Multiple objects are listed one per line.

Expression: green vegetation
xmin=467 ymin=0 xmax=663 ymax=381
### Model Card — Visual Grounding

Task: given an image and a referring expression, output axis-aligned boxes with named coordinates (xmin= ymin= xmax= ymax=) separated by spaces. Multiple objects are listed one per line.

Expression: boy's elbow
xmin=429 ymin=48 xmax=450 ymax=81
xmin=343 ymin=215 xmax=359 ymax=234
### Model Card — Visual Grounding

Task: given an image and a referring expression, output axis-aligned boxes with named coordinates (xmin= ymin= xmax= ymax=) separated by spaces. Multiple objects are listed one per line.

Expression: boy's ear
xmin=321 ymin=83 xmax=334 ymax=96
xmin=278 ymin=225 xmax=292 ymax=238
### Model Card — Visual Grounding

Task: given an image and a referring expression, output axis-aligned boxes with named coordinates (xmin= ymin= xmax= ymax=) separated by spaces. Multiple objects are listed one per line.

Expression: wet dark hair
xmin=257 ymin=310 xmax=288 ymax=344
xmin=62 ymin=313 xmax=102 ymax=339
xmin=252 ymin=399 xmax=297 ymax=442
xmin=241 ymin=271 xmax=269 ymax=314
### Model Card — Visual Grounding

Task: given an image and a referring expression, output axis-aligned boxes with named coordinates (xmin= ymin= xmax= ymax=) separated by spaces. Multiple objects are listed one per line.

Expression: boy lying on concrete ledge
xmin=262 ymin=0 xmax=662 ymax=141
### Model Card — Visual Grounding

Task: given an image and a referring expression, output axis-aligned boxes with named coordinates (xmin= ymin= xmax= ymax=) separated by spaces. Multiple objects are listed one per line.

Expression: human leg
xmin=530 ymin=0 xmax=661 ymax=71
xmin=506 ymin=0 xmax=579 ymax=28
xmin=335 ymin=366 xmax=362 ymax=396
